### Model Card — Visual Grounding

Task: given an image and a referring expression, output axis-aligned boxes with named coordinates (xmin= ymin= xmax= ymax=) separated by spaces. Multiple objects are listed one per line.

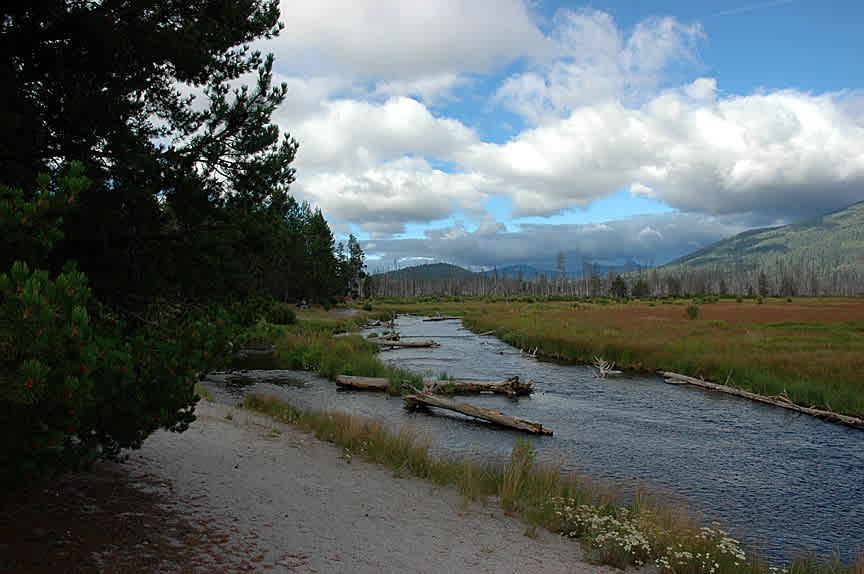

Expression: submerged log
xmin=661 ymin=371 xmax=864 ymax=431
xmin=367 ymin=338 xmax=439 ymax=348
xmin=403 ymin=392 xmax=552 ymax=435
xmin=336 ymin=375 xmax=534 ymax=396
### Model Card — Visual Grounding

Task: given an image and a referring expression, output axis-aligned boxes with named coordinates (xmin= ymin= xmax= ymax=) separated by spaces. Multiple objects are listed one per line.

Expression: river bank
xmin=1 ymin=399 xmax=611 ymax=573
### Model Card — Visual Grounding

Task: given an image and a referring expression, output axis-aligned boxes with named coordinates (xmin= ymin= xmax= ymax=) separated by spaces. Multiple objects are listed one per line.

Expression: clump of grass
xmin=194 ymin=382 xmax=214 ymax=402
xmin=686 ymin=303 xmax=701 ymax=320
xmin=500 ymin=439 xmax=535 ymax=512
xmin=273 ymin=320 xmax=421 ymax=394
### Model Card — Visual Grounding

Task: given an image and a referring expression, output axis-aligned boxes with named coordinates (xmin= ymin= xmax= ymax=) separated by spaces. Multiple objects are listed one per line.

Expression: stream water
xmin=204 ymin=315 xmax=864 ymax=562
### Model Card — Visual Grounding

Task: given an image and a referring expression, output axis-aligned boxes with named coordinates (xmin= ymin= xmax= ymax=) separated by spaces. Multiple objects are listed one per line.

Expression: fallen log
xmin=424 ymin=376 xmax=534 ymax=397
xmin=661 ymin=371 xmax=864 ymax=431
xmin=423 ymin=315 xmax=461 ymax=322
xmin=403 ymin=392 xmax=552 ymax=435
xmin=335 ymin=375 xmax=390 ymax=391
xmin=367 ymin=338 xmax=439 ymax=348
xmin=336 ymin=375 xmax=534 ymax=396
xmin=477 ymin=330 xmax=495 ymax=336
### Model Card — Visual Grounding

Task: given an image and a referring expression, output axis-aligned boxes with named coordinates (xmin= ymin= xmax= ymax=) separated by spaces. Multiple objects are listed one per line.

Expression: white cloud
xmin=255 ymin=5 xmax=863 ymax=239
xmin=462 ymin=87 xmax=864 ymax=219
xmin=270 ymin=0 xmax=547 ymax=79
xmin=295 ymin=157 xmax=490 ymax=237
xmin=494 ymin=8 xmax=704 ymax=121
xmin=286 ymin=96 xmax=478 ymax=171
xmin=630 ymin=183 xmax=655 ymax=197
xmin=373 ymin=73 xmax=469 ymax=105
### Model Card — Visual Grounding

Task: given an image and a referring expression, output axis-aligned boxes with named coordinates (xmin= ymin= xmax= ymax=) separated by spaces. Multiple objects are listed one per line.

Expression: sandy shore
xmin=132 ymin=400 xmax=617 ymax=573
xmin=1 ymin=399 xmax=617 ymax=573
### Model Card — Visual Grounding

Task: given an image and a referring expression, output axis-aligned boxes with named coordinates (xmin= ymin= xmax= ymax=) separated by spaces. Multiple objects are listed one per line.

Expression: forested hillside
xmin=369 ymin=202 xmax=864 ymax=298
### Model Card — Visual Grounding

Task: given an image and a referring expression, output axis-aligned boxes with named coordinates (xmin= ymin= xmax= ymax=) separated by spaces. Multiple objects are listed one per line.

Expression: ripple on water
xmin=206 ymin=315 xmax=864 ymax=563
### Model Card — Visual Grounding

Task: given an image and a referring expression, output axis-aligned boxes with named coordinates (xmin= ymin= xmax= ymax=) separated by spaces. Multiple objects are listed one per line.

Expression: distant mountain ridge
xmin=372 ymin=201 xmax=864 ymax=285
xmin=373 ymin=263 xmax=475 ymax=282
xmin=662 ymin=200 xmax=864 ymax=274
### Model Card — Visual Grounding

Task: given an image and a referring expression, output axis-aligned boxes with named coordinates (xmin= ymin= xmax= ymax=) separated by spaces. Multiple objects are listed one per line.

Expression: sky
xmin=252 ymin=0 xmax=864 ymax=272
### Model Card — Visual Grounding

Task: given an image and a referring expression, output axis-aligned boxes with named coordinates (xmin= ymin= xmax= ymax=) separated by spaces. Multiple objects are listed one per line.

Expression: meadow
xmin=372 ymin=296 xmax=864 ymax=417
xmin=231 ymin=301 xmax=863 ymax=571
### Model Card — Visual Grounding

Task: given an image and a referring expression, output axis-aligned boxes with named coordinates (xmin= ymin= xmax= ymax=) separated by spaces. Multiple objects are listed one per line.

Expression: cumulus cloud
xmin=494 ymin=8 xmax=704 ymax=121
xmin=295 ymin=157 xmax=491 ymax=237
xmin=255 ymin=4 xmax=863 ymax=244
xmin=285 ymin=96 xmax=477 ymax=172
xmin=269 ymin=0 xmax=547 ymax=79
xmin=461 ymin=85 xmax=864 ymax=220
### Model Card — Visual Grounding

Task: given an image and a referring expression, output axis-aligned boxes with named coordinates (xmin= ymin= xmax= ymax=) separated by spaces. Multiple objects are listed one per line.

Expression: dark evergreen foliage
xmin=0 ymin=1 xmax=361 ymax=485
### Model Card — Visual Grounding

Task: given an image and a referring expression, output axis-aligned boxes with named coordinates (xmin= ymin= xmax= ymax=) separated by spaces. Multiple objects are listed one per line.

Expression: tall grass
xmin=264 ymin=318 xmax=422 ymax=393
xmin=242 ymin=394 xmax=860 ymax=574
xmin=375 ymin=298 xmax=864 ymax=416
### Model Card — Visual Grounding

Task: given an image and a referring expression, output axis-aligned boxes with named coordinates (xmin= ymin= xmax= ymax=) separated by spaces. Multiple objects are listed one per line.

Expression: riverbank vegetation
xmin=249 ymin=312 xmax=425 ymax=394
xmin=371 ymin=296 xmax=864 ymax=417
xmin=0 ymin=1 xmax=364 ymax=486
xmin=242 ymin=393 xmax=863 ymax=574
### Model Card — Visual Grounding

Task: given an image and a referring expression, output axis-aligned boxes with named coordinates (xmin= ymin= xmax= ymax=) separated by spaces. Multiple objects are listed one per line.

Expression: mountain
xmin=373 ymin=263 xmax=475 ymax=282
xmin=662 ymin=200 xmax=864 ymax=274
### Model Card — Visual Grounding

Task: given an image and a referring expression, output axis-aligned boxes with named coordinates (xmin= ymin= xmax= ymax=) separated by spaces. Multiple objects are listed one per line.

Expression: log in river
xmin=403 ymin=391 xmax=552 ymax=435
xmin=662 ymin=371 xmax=864 ymax=431
xmin=335 ymin=375 xmax=534 ymax=396
xmin=366 ymin=338 xmax=440 ymax=348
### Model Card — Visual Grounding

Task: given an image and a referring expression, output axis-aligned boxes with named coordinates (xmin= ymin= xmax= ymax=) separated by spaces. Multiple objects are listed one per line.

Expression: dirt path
xmin=2 ymin=401 xmax=615 ymax=573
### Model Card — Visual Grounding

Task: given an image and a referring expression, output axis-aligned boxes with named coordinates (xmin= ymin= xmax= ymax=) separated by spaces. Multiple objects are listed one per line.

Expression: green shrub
xmin=685 ymin=303 xmax=700 ymax=319
xmin=0 ymin=262 xmax=246 ymax=486
xmin=266 ymin=301 xmax=296 ymax=325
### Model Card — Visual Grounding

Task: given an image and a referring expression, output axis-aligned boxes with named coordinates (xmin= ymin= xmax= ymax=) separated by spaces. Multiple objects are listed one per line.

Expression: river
xmin=203 ymin=314 xmax=864 ymax=562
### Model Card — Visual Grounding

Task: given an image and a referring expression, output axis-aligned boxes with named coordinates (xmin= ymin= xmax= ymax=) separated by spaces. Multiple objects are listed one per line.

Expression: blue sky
xmin=257 ymin=0 xmax=864 ymax=271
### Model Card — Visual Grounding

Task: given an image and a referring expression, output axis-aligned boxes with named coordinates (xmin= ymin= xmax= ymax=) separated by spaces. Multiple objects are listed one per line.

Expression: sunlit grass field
xmin=373 ymin=297 xmax=864 ymax=417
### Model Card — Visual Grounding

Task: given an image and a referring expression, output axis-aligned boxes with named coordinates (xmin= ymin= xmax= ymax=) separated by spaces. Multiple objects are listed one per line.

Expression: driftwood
xmin=367 ymin=338 xmax=439 ymax=348
xmin=661 ymin=371 xmax=864 ymax=431
xmin=335 ymin=375 xmax=392 ymax=391
xmin=403 ymin=392 xmax=552 ymax=435
xmin=423 ymin=376 xmax=533 ymax=397
xmin=423 ymin=315 xmax=462 ymax=322
xmin=335 ymin=375 xmax=534 ymax=396
xmin=593 ymin=356 xmax=622 ymax=378
xmin=477 ymin=330 xmax=495 ymax=336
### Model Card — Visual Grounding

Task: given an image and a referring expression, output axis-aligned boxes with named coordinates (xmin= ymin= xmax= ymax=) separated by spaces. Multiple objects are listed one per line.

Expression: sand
xmin=1 ymin=399 xmax=617 ymax=573
xmin=121 ymin=400 xmax=613 ymax=573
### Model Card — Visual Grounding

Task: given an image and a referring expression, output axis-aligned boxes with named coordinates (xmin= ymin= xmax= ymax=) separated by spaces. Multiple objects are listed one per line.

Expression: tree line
xmin=0 ymin=0 xmax=362 ymax=485
xmin=368 ymin=255 xmax=862 ymax=299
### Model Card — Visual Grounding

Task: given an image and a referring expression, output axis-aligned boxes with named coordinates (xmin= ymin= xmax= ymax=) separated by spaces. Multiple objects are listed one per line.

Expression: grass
xmin=241 ymin=393 xmax=862 ymax=574
xmin=242 ymin=314 xmax=424 ymax=394
xmin=374 ymin=297 xmax=864 ymax=417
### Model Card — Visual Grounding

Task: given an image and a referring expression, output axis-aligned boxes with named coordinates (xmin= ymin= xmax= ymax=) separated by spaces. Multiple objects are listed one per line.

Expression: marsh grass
xmin=268 ymin=318 xmax=422 ymax=394
xmin=241 ymin=393 xmax=857 ymax=573
xmin=376 ymin=297 xmax=864 ymax=416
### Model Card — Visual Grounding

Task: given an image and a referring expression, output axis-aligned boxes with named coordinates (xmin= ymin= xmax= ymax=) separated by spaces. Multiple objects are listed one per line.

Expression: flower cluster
xmin=551 ymin=499 xmax=652 ymax=568
xmin=551 ymin=499 xmax=754 ymax=574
